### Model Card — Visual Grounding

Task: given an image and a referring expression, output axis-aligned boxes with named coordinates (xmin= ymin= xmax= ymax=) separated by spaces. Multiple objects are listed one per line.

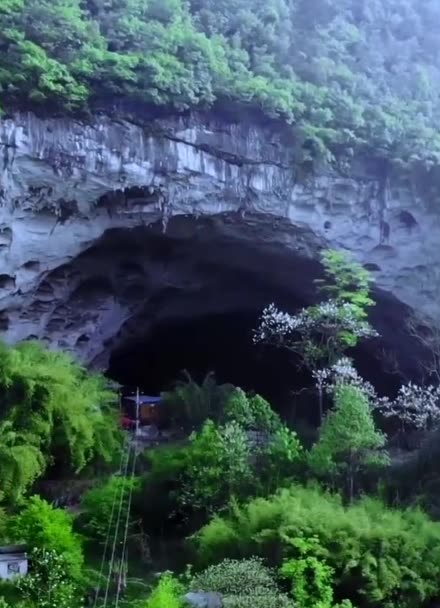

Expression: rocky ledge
xmin=0 ymin=111 xmax=437 ymax=371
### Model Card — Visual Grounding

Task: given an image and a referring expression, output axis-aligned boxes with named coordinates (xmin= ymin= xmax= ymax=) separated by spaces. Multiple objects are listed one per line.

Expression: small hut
xmin=122 ymin=394 xmax=164 ymax=427
xmin=0 ymin=545 xmax=28 ymax=580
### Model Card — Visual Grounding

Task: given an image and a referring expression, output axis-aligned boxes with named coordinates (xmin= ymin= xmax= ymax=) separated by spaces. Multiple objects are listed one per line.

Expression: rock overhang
xmin=0 ymin=110 xmax=437 ymax=379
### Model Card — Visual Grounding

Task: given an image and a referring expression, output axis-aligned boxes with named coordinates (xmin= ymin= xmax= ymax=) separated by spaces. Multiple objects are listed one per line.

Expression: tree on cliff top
xmin=2 ymin=0 xmax=440 ymax=165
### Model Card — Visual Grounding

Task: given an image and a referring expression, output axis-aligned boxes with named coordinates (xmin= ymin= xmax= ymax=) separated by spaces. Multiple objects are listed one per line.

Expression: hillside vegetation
xmin=1 ymin=0 xmax=440 ymax=164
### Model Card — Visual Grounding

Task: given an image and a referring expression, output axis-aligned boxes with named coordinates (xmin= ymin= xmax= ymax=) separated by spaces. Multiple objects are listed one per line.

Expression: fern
xmin=0 ymin=340 xmax=121 ymax=502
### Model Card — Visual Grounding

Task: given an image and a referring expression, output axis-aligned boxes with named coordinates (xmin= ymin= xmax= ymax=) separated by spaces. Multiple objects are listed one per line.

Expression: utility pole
xmin=135 ymin=386 xmax=140 ymax=437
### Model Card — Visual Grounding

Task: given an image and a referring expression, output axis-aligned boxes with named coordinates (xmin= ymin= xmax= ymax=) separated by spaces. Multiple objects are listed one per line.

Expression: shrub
xmin=145 ymin=573 xmax=184 ymax=608
xmin=224 ymin=389 xmax=281 ymax=433
xmin=190 ymin=558 xmax=294 ymax=608
xmin=15 ymin=548 xmax=80 ymax=608
xmin=281 ymin=537 xmax=335 ymax=608
xmin=9 ymin=496 xmax=84 ymax=581
xmin=195 ymin=484 xmax=440 ymax=608
xmin=309 ymin=385 xmax=388 ymax=499
xmin=139 ymin=407 xmax=302 ymax=534
xmin=79 ymin=475 xmax=140 ymax=545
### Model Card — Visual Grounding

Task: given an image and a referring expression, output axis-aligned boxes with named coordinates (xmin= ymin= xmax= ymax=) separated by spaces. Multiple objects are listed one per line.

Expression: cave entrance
xmin=21 ymin=211 xmax=419 ymax=421
xmin=107 ymin=308 xmax=312 ymax=413
xmin=98 ymin=216 xmax=415 ymax=422
xmin=99 ymin=214 xmax=324 ymax=419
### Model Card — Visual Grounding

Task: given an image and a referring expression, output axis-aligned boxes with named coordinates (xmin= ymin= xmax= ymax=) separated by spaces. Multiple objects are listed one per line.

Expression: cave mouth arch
xmin=100 ymin=213 xmax=323 ymax=413
xmin=98 ymin=215 xmax=412 ymax=416
xmin=10 ymin=211 xmax=423 ymax=411
xmin=107 ymin=309 xmax=313 ymax=412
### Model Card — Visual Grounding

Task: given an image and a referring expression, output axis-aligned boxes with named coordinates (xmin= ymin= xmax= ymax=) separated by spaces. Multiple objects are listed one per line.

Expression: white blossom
xmin=373 ymin=382 xmax=440 ymax=430
xmin=315 ymin=358 xmax=440 ymax=431
xmin=313 ymin=357 xmax=377 ymax=401
xmin=254 ymin=300 xmax=378 ymax=347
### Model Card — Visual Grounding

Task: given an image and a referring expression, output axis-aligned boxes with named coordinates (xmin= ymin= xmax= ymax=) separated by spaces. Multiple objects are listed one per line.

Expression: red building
xmin=121 ymin=394 xmax=164 ymax=428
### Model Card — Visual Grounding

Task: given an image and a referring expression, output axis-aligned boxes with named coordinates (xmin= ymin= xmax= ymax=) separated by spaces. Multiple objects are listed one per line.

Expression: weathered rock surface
xmin=0 ymin=110 xmax=437 ymax=370
xmin=184 ymin=591 xmax=223 ymax=608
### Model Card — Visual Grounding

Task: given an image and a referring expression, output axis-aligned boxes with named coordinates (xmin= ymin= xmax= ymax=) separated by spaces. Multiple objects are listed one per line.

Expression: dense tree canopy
xmin=1 ymin=0 xmax=440 ymax=164
xmin=0 ymin=340 xmax=120 ymax=501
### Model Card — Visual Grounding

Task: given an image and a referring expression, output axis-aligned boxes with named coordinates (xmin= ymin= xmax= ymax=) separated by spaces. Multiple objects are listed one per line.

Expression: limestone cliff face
xmin=0 ymin=111 xmax=437 ymax=368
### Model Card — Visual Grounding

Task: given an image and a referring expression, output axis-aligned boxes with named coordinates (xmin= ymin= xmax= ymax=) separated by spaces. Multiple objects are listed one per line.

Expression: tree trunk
xmin=348 ymin=457 xmax=355 ymax=502
xmin=318 ymin=386 xmax=323 ymax=425
xmin=348 ymin=470 xmax=354 ymax=503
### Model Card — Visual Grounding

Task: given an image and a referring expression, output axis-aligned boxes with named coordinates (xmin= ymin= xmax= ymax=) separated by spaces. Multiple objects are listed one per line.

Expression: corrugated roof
xmin=124 ymin=395 xmax=163 ymax=405
xmin=0 ymin=545 xmax=27 ymax=555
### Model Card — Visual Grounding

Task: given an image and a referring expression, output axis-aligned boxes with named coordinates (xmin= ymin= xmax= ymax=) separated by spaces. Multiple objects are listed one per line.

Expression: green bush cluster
xmin=0 ymin=340 xmax=121 ymax=502
xmin=196 ymin=484 xmax=440 ymax=608
xmin=144 ymin=573 xmax=184 ymax=608
xmin=0 ymin=496 xmax=85 ymax=608
xmin=137 ymin=389 xmax=302 ymax=531
xmin=190 ymin=558 xmax=294 ymax=608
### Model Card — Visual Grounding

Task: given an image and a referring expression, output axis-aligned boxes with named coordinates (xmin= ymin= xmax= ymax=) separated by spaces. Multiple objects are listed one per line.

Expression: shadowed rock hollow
xmin=0 ymin=110 xmax=435 ymax=388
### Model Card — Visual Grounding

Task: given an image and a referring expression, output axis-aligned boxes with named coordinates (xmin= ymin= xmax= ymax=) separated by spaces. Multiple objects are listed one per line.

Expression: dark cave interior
xmin=107 ymin=309 xmax=309 ymax=408
xmin=106 ymin=306 xmax=408 ymax=425
xmin=63 ymin=217 xmax=425 ymax=422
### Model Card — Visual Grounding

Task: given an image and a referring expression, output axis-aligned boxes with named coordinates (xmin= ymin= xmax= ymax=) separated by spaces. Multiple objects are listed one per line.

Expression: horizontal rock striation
xmin=0 ymin=111 xmax=437 ymax=370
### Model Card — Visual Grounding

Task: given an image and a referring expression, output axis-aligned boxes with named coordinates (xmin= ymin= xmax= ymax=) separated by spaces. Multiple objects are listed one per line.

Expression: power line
xmin=114 ymin=445 xmax=138 ymax=608
xmin=102 ymin=441 xmax=132 ymax=608
xmin=93 ymin=438 xmax=129 ymax=608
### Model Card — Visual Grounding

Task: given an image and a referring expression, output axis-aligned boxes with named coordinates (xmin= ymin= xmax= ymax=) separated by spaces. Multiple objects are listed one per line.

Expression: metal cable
xmin=93 ymin=438 xmax=129 ymax=608
xmin=102 ymin=441 xmax=132 ymax=608
xmin=114 ymin=444 xmax=138 ymax=607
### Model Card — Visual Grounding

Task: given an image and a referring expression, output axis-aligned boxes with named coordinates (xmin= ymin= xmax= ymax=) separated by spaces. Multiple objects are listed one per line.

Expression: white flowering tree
xmin=315 ymin=356 xmax=440 ymax=434
xmin=373 ymin=383 xmax=440 ymax=433
xmin=254 ymin=300 xmax=378 ymax=368
xmin=15 ymin=548 xmax=80 ymax=608
xmin=254 ymin=250 xmax=378 ymax=421
xmin=312 ymin=357 xmax=378 ymax=402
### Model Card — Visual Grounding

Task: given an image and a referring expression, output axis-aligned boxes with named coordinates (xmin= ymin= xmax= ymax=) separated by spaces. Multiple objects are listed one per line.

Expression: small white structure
xmin=0 ymin=545 xmax=28 ymax=580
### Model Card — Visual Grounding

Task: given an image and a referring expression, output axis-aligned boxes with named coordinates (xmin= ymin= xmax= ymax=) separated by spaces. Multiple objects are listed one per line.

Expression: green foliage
xmin=224 ymin=389 xmax=281 ymax=433
xmin=9 ymin=496 xmax=84 ymax=581
xmin=162 ymin=371 xmax=233 ymax=430
xmin=139 ymin=391 xmax=301 ymax=531
xmin=309 ymin=250 xmax=377 ymax=356
xmin=310 ymin=385 xmax=388 ymax=498
xmin=191 ymin=558 xmax=294 ymax=608
xmin=281 ymin=536 xmax=335 ymax=608
xmin=144 ymin=419 xmax=254 ymax=522
xmin=195 ymin=484 xmax=440 ymax=608
xmin=0 ymin=420 xmax=45 ymax=503
xmin=144 ymin=573 xmax=184 ymax=608
xmin=183 ymin=420 xmax=253 ymax=511
xmin=2 ymin=1 xmax=440 ymax=163
xmin=318 ymin=250 xmax=375 ymax=322
xmin=79 ymin=475 xmax=140 ymax=545
xmin=15 ymin=548 xmax=81 ymax=608
xmin=0 ymin=340 xmax=121 ymax=501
